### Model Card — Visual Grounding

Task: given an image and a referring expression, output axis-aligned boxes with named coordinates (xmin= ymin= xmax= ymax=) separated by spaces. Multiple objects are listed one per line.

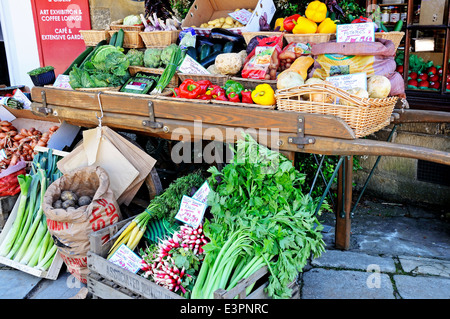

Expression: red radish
xmin=396 ymin=65 xmax=404 ymax=73
xmin=418 ymin=73 xmax=428 ymax=81
xmin=418 ymin=80 xmax=429 ymax=89
xmin=409 ymin=71 xmax=418 ymax=80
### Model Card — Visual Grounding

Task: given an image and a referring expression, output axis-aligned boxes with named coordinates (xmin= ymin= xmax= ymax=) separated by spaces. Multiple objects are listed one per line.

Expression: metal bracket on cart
xmin=288 ymin=115 xmax=315 ymax=149
xmin=142 ymin=100 xmax=163 ymax=129
xmin=35 ymin=90 xmax=53 ymax=115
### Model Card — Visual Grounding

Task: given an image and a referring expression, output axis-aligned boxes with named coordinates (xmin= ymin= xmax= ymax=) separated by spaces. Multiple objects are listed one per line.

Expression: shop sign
xmin=30 ymin=0 xmax=91 ymax=75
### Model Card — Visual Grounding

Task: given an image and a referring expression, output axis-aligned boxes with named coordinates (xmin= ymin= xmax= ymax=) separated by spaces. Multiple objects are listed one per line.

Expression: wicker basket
xmin=108 ymin=30 xmax=144 ymax=48
xmin=284 ymin=33 xmax=334 ymax=44
xmin=241 ymin=32 xmax=284 ymax=44
xmin=110 ymin=24 xmax=144 ymax=32
xmin=140 ymin=30 xmax=180 ymax=47
xmin=276 ymin=83 xmax=398 ymax=138
xmin=79 ymin=30 xmax=110 ymax=46
xmin=128 ymin=66 xmax=179 ymax=88
xmin=178 ymin=73 xmax=229 ymax=87
xmin=375 ymin=32 xmax=404 ymax=50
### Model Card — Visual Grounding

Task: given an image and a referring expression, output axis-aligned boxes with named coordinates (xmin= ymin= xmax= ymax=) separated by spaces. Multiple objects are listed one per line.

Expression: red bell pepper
xmin=208 ymin=85 xmax=226 ymax=99
xmin=179 ymin=79 xmax=202 ymax=99
xmin=283 ymin=14 xmax=300 ymax=32
xmin=227 ymin=92 xmax=240 ymax=102
xmin=351 ymin=16 xmax=372 ymax=23
xmin=241 ymin=90 xmax=253 ymax=104
xmin=171 ymin=87 xmax=180 ymax=98
xmin=196 ymin=80 xmax=212 ymax=96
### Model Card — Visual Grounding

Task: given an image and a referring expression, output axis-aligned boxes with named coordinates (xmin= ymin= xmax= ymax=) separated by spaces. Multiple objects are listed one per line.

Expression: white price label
xmin=108 ymin=244 xmax=143 ymax=274
xmin=175 ymin=195 xmax=207 ymax=229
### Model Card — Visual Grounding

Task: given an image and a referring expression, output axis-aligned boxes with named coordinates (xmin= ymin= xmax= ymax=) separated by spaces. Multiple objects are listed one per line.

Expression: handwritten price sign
xmin=175 ymin=195 xmax=207 ymax=229
xmin=336 ymin=23 xmax=375 ymax=43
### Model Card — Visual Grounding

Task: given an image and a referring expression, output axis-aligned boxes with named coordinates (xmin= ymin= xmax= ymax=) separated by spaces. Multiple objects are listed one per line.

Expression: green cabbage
xmin=123 ymin=15 xmax=141 ymax=26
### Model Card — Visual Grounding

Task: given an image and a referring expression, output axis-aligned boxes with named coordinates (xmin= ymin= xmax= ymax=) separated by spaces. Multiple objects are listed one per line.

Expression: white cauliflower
xmin=214 ymin=53 xmax=243 ymax=75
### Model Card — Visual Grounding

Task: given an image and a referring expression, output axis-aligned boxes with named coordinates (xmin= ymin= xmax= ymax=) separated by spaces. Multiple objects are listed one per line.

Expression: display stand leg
xmin=335 ymin=156 xmax=353 ymax=250
xmin=281 ymin=151 xmax=296 ymax=165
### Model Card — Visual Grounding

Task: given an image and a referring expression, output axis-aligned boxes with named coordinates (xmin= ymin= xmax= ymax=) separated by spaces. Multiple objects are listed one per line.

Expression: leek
xmin=0 ymin=175 xmax=32 ymax=256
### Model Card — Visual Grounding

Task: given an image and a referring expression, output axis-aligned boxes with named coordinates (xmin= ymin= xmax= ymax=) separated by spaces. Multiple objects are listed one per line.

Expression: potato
xmin=214 ymin=23 xmax=223 ymax=28
xmin=78 ymin=195 xmax=92 ymax=207
xmin=61 ymin=190 xmax=78 ymax=202
xmin=222 ymin=23 xmax=233 ymax=28
xmin=219 ymin=17 xmax=225 ymax=23
xmin=225 ymin=16 xmax=234 ymax=25
xmin=53 ymin=199 xmax=62 ymax=209
xmin=62 ymin=199 xmax=76 ymax=209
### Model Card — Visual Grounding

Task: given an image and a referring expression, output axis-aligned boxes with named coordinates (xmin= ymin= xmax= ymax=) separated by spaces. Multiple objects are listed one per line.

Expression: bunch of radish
xmin=0 ymin=120 xmax=58 ymax=170
xmin=140 ymin=224 xmax=208 ymax=294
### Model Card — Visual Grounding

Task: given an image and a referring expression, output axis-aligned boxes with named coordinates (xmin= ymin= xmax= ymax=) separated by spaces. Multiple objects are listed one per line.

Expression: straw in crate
xmin=276 ymin=83 xmax=398 ymax=138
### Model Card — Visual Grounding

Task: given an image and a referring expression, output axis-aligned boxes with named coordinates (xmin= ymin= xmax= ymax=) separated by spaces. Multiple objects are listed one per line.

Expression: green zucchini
xmin=115 ymin=29 xmax=125 ymax=48
xmin=200 ymin=51 xmax=221 ymax=68
xmin=222 ymin=41 xmax=235 ymax=53
xmin=212 ymin=43 xmax=223 ymax=53
xmin=109 ymin=32 xmax=118 ymax=46
xmin=199 ymin=44 xmax=212 ymax=61
xmin=186 ymin=46 xmax=198 ymax=61
xmin=62 ymin=46 xmax=94 ymax=75
xmin=79 ymin=40 xmax=108 ymax=69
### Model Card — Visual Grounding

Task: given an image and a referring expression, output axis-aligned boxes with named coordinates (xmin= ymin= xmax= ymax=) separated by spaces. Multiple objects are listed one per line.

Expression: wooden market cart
xmin=29 ymin=86 xmax=450 ymax=250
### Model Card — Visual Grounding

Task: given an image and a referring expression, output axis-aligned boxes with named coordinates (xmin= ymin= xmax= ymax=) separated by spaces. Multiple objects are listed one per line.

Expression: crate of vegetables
xmin=87 ymin=214 xmax=296 ymax=299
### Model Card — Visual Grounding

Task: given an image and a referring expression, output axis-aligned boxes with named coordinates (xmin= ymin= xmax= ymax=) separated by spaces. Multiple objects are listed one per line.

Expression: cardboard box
xmin=182 ymin=0 xmax=276 ymax=35
xmin=419 ymin=0 xmax=446 ymax=25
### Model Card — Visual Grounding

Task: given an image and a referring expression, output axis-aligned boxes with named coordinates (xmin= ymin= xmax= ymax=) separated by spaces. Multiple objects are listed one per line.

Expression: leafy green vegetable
xmin=192 ymin=133 xmax=330 ymax=299
xmin=123 ymin=15 xmax=142 ymax=26
xmin=126 ymin=49 xmax=144 ymax=66
xmin=144 ymin=48 xmax=162 ymax=68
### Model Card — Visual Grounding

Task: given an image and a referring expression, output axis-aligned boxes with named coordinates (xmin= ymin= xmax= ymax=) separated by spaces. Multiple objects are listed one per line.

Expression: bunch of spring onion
xmin=0 ymin=150 xmax=62 ymax=271
xmin=141 ymin=224 xmax=208 ymax=296
xmin=150 ymin=44 xmax=185 ymax=94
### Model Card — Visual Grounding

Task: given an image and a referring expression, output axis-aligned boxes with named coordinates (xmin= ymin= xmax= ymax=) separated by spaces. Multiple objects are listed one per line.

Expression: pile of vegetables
xmin=68 ymin=30 xmax=132 ymax=89
xmin=0 ymin=167 xmax=26 ymax=197
xmin=191 ymin=133 xmax=329 ymax=299
xmin=171 ymin=79 xmax=276 ymax=106
xmin=0 ymin=120 xmax=58 ymax=171
xmin=52 ymin=190 xmax=92 ymax=211
xmin=193 ymin=8 xmax=250 ymax=29
xmin=0 ymin=150 xmax=62 ymax=271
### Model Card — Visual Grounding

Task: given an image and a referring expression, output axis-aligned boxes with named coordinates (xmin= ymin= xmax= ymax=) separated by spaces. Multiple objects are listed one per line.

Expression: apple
xmin=396 ymin=65 xmax=404 ymax=73
xmin=418 ymin=73 xmax=428 ymax=81
xmin=430 ymin=81 xmax=440 ymax=89
xmin=407 ymin=79 xmax=418 ymax=88
xmin=426 ymin=66 xmax=437 ymax=76
xmin=429 ymin=74 xmax=440 ymax=82
xmin=409 ymin=71 xmax=418 ymax=80
xmin=418 ymin=80 xmax=429 ymax=89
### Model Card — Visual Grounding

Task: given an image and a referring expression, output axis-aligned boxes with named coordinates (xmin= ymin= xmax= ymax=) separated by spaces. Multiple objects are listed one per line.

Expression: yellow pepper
xmin=305 ymin=0 xmax=328 ymax=23
xmin=317 ymin=17 xmax=336 ymax=33
xmin=292 ymin=16 xmax=318 ymax=34
xmin=251 ymin=84 xmax=276 ymax=106
xmin=274 ymin=18 xmax=285 ymax=31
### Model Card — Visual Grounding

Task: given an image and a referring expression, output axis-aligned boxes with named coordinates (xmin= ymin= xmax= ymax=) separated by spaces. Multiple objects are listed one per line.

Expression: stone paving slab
xmin=394 ymin=275 xmax=450 ymax=299
xmin=301 ymin=268 xmax=395 ymax=299
xmin=29 ymin=271 xmax=86 ymax=299
xmin=0 ymin=268 xmax=41 ymax=299
xmin=311 ymin=249 xmax=397 ymax=273
xmin=398 ymin=256 xmax=450 ymax=277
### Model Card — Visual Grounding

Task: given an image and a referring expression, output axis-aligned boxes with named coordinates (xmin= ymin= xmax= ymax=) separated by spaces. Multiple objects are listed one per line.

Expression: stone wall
xmin=354 ymin=122 xmax=450 ymax=207
xmin=88 ymin=0 xmax=145 ymax=30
